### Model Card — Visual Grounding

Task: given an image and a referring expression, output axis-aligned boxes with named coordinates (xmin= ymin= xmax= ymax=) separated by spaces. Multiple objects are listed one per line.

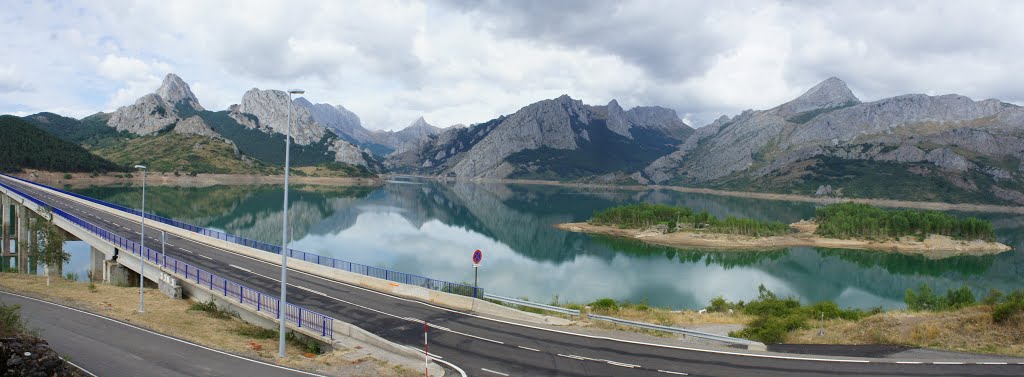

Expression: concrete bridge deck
xmin=2 ymin=175 xmax=1022 ymax=377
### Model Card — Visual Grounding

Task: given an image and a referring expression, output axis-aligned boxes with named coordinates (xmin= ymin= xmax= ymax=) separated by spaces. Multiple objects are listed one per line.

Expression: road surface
xmin=0 ymin=291 xmax=319 ymax=377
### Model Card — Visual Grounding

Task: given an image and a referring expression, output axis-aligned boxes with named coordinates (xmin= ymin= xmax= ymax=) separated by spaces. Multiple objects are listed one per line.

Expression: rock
xmin=1 ymin=335 xmax=80 ymax=376
xmin=107 ymin=73 xmax=206 ymax=135
xmin=106 ymin=93 xmax=178 ymax=135
xmin=814 ymin=185 xmax=833 ymax=196
xmin=156 ymin=73 xmax=204 ymax=111
xmin=329 ymin=139 xmax=369 ymax=167
xmin=778 ymin=77 xmax=860 ymax=118
xmin=294 ymin=97 xmax=374 ymax=145
xmin=925 ymin=148 xmax=975 ymax=172
xmin=173 ymin=115 xmax=218 ymax=138
xmin=232 ymin=88 xmax=327 ymax=146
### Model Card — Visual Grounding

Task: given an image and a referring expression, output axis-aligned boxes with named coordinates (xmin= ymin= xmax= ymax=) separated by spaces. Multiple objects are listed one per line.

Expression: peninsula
xmin=557 ymin=203 xmax=1011 ymax=256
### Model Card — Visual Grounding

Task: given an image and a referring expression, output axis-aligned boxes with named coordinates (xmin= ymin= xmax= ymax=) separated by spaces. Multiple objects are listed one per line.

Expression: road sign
xmin=472 ymin=249 xmax=482 ymax=265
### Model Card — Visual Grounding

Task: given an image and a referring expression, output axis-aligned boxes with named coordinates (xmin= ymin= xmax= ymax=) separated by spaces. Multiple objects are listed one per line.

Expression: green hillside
xmin=22 ymin=112 xmax=128 ymax=145
xmin=90 ymin=131 xmax=278 ymax=175
xmin=0 ymin=115 xmax=125 ymax=173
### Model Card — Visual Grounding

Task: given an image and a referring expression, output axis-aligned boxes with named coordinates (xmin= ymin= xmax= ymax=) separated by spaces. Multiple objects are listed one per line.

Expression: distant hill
xmin=642 ymin=77 xmax=1024 ymax=205
xmin=90 ymin=130 xmax=278 ymax=175
xmin=0 ymin=115 xmax=125 ymax=173
xmin=385 ymin=95 xmax=693 ymax=180
xmin=22 ymin=112 xmax=128 ymax=144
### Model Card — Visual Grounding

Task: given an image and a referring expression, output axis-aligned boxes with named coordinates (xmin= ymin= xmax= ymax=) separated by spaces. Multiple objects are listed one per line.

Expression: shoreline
xmin=555 ymin=222 xmax=1012 ymax=257
xmin=14 ymin=170 xmax=385 ymax=188
xmin=392 ymin=175 xmax=1024 ymax=214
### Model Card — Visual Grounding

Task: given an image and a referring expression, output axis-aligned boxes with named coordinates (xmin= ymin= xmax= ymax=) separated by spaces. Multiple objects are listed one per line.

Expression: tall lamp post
xmin=279 ymin=88 xmax=304 ymax=357
xmin=134 ymin=164 xmax=147 ymax=313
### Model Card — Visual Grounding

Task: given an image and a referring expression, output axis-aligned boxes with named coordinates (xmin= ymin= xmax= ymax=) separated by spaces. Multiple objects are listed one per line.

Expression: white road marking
xmin=517 ymin=346 xmax=540 ymax=352
xmin=196 ymin=254 xmax=213 ymax=260
xmin=480 ymin=368 xmax=509 ymax=376
xmin=398 ymin=344 xmax=446 ymax=360
xmin=896 ymin=361 xmax=923 ymax=364
xmin=657 ymin=371 xmax=689 ymax=376
xmin=933 ymin=362 xmax=964 ymax=365
xmin=0 ymin=291 xmax=325 ymax=376
xmin=229 ymin=264 xmax=252 ymax=273
xmin=431 ymin=357 xmax=466 ymax=377
xmin=60 ymin=358 xmax=98 ymax=377
xmin=980 ymin=362 xmax=1007 ymax=365
xmin=606 ymin=360 xmax=641 ymax=368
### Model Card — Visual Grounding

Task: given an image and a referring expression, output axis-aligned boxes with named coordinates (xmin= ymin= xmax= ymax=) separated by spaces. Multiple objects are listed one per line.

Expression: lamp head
xmin=134 ymin=165 xmax=147 ymax=169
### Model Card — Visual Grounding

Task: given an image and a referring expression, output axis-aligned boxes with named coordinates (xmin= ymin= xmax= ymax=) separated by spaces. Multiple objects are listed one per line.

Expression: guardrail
xmin=484 ymin=293 xmax=761 ymax=347
xmin=484 ymin=293 xmax=581 ymax=316
xmin=1 ymin=174 xmax=482 ymax=298
xmin=0 ymin=181 xmax=335 ymax=340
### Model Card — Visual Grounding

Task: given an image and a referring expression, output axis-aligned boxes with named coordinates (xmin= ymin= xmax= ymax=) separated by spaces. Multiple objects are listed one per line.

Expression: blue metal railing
xmin=0 ymin=181 xmax=335 ymax=339
xmin=1 ymin=174 xmax=483 ymax=298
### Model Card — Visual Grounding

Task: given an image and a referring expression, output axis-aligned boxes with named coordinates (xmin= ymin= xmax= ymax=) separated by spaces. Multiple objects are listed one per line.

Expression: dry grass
xmin=0 ymin=273 xmax=418 ymax=376
xmin=788 ymin=306 xmax=1024 ymax=357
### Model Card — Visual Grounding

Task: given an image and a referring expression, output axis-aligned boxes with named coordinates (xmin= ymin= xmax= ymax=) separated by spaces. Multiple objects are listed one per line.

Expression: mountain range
xmin=7 ymin=73 xmax=1024 ymax=205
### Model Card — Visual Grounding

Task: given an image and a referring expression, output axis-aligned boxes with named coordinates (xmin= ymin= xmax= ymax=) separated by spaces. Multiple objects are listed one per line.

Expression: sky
xmin=1 ymin=0 xmax=1022 ymax=131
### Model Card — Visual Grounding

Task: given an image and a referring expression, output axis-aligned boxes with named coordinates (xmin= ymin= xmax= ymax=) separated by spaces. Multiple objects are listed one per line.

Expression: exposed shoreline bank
xmin=392 ymin=175 xmax=1024 ymax=214
xmin=555 ymin=221 xmax=1012 ymax=257
xmin=13 ymin=170 xmax=384 ymax=188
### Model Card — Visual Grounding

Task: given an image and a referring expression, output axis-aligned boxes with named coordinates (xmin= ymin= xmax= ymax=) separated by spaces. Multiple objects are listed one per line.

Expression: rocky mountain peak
xmin=156 ymin=73 xmax=204 ymax=111
xmin=408 ymin=116 xmax=431 ymax=129
xmin=233 ymin=88 xmax=326 ymax=145
xmin=779 ymin=77 xmax=860 ymax=117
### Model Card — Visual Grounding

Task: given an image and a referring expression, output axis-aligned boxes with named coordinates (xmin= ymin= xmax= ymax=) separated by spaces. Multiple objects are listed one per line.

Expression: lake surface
xmin=56 ymin=178 xmax=1024 ymax=310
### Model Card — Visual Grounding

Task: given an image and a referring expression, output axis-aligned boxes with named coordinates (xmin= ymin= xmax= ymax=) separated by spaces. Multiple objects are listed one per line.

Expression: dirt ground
xmin=788 ymin=306 xmax=1024 ymax=357
xmin=0 ymin=273 xmax=418 ymax=377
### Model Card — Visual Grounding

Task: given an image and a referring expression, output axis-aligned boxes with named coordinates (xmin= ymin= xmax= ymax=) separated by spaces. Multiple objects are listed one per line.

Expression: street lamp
xmin=279 ymin=88 xmax=304 ymax=357
xmin=134 ymin=164 xmax=147 ymax=313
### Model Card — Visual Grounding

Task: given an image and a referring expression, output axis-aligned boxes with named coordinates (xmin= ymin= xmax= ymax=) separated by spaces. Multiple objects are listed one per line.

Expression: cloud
xmin=0 ymin=0 xmax=1022 ymax=128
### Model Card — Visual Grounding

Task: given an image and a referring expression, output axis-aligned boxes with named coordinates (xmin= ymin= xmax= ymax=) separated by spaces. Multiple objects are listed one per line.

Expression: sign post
xmin=472 ymin=249 xmax=482 ymax=298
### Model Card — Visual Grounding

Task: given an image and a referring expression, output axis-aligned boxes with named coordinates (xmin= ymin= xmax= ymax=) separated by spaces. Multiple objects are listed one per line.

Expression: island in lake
xmin=556 ymin=203 xmax=1011 ymax=257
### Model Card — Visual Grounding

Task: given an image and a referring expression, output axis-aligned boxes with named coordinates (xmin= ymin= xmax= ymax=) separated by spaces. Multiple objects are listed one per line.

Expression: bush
xmin=945 ymin=286 xmax=976 ymax=309
xmin=189 ymin=300 xmax=235 ymax=319
xmin=992 ymin=300 xmax=1024 ymax=324
xmin=726 ymin=285 xmax=869 ymax=344
xmin=905 ymin=284 xmax=976 ymax=312
xmin=706 ymin=296 xmax=730 ymax=313
xmin=983 ymin=289 xmax=1004 ymax=306
xmin=0 ymin=303 xmax=30 ymax=337
xmin=589 ymin=298 xmax=619 ymax=312
xmin=63 ymin=173 xmax=72 ymax=179
xmin=234 ymin=323 xmax=277 ymax=339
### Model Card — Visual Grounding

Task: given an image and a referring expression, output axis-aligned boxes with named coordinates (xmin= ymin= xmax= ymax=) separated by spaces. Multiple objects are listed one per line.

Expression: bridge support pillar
xmin=1 ymin=194 xmax=10 ymax=271
xmin=16 ymin=203 xmax=28 ymax=274
xmin=90 ymin=246 xmax=105 ymax=282
xmin=105 ymin=260 xmax=138 ymax=287
xmin=2 ymin=194 xmax=9 ymax=256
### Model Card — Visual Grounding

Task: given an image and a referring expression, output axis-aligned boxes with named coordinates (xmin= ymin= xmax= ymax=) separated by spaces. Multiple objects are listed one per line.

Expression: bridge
xmin=1 ymin=174 xmax=1021 ymax=376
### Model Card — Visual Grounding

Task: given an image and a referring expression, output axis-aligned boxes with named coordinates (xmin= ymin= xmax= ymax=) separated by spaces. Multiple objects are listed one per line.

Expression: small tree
xmin=27 ymin=208 xmax=69 ymax=286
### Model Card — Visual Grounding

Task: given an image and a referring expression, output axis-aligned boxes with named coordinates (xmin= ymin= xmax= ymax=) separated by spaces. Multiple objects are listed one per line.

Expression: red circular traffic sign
xmin=472 ymin=249 xmax=483 ymax=265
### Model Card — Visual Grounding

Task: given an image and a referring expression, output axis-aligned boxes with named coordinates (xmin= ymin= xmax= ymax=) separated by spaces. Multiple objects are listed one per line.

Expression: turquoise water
xmin=57 ymin=178 xmax=1024 ymax=310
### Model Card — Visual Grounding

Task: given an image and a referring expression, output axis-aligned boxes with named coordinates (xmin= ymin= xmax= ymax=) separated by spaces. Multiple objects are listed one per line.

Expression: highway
xmin=4 ymin=175 xmax=1023 ymax=376
xmin=0 ymin=290 xmax=319 ymax=377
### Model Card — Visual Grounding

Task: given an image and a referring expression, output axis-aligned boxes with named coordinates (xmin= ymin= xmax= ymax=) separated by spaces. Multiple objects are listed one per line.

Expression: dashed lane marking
xmin=196 ymin=254 xmax=213 ymax=260
xmin=229 ymin=264 xmax=253 ymax=273
xmin=481 ymin=368 xmax=509 ymax=376
xmin=657 ymin=371 xmax=689 ymax=376
xmin=517 ymin=346 xmax=540 ymax=352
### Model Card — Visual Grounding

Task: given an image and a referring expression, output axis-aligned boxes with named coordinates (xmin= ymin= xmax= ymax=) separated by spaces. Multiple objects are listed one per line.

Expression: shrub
xmin=983 ymin=289 xmax=1003 ymax=306
xmin=0 ymin=303 xmax=29 ymax=336
xmin=234 ymin=323 xmax=277 ymax=339
xmin=63 ymin=173 xmax=72 ymax=179
xmin=905 ymin=284 xmax=946 ymax=311
xmin=189 ymin=300 xmax=235 ymax=319
xmin=992 ymin=300 xmax=1024 ymax=324
xmin=589 ymin=298 xmax=619 ymax=312
xmin=706 ymin=296 xmax=730 ymax=313
xmin=945 ymin=286 xmax=976 ymax=309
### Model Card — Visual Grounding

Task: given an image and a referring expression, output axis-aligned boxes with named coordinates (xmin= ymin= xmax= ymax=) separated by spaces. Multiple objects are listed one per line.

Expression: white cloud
xmin=0 ymin=0 xmax=1022 ymax=128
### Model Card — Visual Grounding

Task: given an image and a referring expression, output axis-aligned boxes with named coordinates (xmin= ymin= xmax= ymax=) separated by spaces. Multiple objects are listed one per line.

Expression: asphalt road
xmin=0 ymin=291 xmax=320 ymax=377
xmin=4 ymin=175 xmax=1024 ymax=377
